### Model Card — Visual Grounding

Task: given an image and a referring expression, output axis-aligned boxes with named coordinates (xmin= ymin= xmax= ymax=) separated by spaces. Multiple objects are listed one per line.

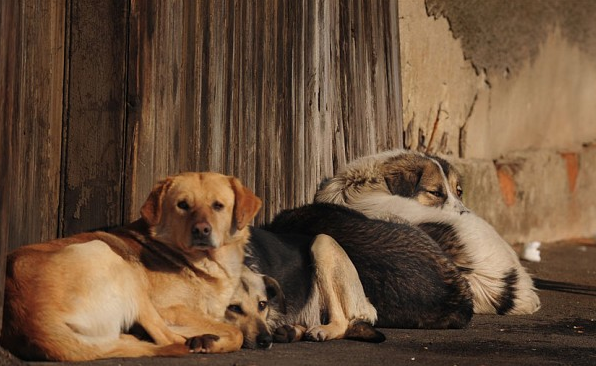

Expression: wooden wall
xmin=2 ymin=0 xmax=66 ymax=251
xmin=125 ymin=0 xmax=403 ymax=222
xmin=2 ymin=0 xmax=402 ymax=254
xmin=1 ymin=0 xmax=402 ymax=252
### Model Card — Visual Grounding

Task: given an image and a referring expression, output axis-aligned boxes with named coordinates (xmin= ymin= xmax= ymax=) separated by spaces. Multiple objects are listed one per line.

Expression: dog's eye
xmin=258 ymin=301 xmax=268 ymax=311
xmin=456 ymin=186 xmax=463 ymax=198
xmin=227 ymin=304 xmax=244 ymax=315
xmin=428 ymin=190 xmax=444 ymax=198
xmin=212 ymin=201 xmax=224 ymax=211
xmin=177 ymin=200 xmax=190 ymax=210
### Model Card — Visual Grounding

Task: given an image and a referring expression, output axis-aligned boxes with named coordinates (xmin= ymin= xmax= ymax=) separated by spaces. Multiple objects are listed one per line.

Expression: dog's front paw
xmin=304 ymin=327 xmax=329 ymax=342
xmin=185 ymin=334 xmax=220 ymax=353
xmin=304 ymin=323 xmax=345 ymax=342
xmin=273 ymin=325 xmax=304 ymax=343
xmin=273 ymin=325 xmax=296 ymax=343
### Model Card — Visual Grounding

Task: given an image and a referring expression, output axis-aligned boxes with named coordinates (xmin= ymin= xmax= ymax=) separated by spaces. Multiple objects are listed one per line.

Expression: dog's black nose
xmin=256 ymin=333 xmax=272 ymax=349
xmin=192 ymin=222 xmax=212 ymax=238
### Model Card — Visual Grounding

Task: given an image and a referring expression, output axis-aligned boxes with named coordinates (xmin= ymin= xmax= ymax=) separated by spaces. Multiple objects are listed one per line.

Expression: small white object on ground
xmin=521 ymin=241 xmax=541 ymax=262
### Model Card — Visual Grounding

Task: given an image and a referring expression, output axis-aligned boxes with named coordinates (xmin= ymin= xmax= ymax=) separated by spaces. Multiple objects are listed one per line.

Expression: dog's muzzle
xmin=256 ymin=332 xmax=273 ymax=349
xmin=245 ymin=332 xmax=272 ymax=349
xmin=191 ymin=222 xmax=216 ymax=248
xmin=243 ymin=323 xmax=273 ymax=349
xmin=451 ymin=199 xmax=470 ymax=215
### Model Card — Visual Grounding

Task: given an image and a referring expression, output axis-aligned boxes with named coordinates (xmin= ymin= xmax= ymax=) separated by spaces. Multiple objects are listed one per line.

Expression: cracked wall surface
xmin=399 ymin=0 xmax=596 ymax=160
xmin=398 ymin=0 xmax=596 ymax=242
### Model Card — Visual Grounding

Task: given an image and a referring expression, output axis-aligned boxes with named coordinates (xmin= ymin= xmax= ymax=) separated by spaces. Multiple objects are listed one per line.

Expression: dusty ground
xmin=2 ymin=240 xmax=595 ymax=366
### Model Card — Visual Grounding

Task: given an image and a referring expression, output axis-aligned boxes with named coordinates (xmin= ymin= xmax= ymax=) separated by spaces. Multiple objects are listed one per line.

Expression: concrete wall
xmin=398 ymin=0 xmax=596 ymax=243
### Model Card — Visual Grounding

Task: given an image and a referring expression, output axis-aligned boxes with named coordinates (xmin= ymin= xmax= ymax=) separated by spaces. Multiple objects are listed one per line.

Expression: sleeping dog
xmin=225 ymin=203 xmax=474 ymax=347
xmin=1 ymin=172 xmax=262 ymax=361
xmin=314 ymin=149 xmax=540 ymax=315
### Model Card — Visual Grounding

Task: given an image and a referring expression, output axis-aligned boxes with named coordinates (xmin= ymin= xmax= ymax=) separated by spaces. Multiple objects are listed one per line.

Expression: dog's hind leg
xmin=304 ymin=235 xmax=381 ymax=342
xmin=101 ymin=335 xmax=190 ymax=359
xmin=136 ymin=296 xmax=188 ymax=346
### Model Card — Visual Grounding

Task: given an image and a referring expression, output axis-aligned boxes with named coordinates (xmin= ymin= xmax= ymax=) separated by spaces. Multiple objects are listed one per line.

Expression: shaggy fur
xmin=315 ymin=149 xmax=540 ymax=315
xmin=229 ymin=203 xmax=473 ymax=347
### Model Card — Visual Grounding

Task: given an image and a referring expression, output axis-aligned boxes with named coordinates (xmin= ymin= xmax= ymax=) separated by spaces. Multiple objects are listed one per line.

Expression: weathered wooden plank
xmin=230 ymin=0 xmax=260 ymax=202
xmin=0 ymin=0 xmax=23 ymax=331
xmin=61 ymin=0 xmax=128 ymax=235
xmin=126 ymin=0 xmax=190 ymax=221
xmin=125 ymin=0 xmax=402 ymax=224
xmin=6 ymin=0 xmax=66 ymax=249
xmin=126 ymin=0 xmax=158 ymax=221
xmin=303 ymin=0 xmax=337 ymax=202
xmin=373 ymin=0 xmax=402 ymax=150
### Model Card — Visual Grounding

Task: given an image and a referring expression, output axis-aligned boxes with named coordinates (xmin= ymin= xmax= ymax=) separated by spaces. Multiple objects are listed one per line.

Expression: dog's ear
xmin=141 ymin=178 xmax=173 ymax=226
xmin=229 ymin=178 xmax=262 ymax=230
xmin=383 ymin=156 xmax=424 ymax=197
xmin=263 ymin=275 xmax=286 ymax=314
xmin=384 ymin=168 xmax=422 ymax=197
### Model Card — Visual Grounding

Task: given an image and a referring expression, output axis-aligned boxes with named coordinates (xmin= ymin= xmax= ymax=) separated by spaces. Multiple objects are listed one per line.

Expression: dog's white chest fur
xmin=58 ymin=241 xmax=141 ymax=343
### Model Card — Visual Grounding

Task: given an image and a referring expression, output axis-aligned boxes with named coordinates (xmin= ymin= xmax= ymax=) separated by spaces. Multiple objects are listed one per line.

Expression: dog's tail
xmin=534 ymin=278 xmax=596 ymax=296
xmin=343 ymin=320 xmax=386 ymax=343
xmin=314 ymin=176 xmax=349 ymax=205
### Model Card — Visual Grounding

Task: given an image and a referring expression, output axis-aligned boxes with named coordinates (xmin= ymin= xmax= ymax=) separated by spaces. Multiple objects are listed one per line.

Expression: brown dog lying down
xmin=0 ymin=172 xmax=262 ymax=361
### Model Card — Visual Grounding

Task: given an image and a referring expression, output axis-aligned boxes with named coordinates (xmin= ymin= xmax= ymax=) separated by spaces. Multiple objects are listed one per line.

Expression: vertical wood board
xmin=0 ymin=0 xmax=23 ymax=332
xmin=7 ymin=0 xmax=66 ymax=249
xmin=61 ymin=0 xmax=129 ymax=235
xmin=125 ymin=0 xmax=403 ymax=224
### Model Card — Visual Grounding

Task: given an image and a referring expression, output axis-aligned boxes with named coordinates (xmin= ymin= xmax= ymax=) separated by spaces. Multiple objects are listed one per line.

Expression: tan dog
xmin=0 ymin=172 xmax=262 ymax=361
xmin=224 ymin=267 xmax=285 ymax=349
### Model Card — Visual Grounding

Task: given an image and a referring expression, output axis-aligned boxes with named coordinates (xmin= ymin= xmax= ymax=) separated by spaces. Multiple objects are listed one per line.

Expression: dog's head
xmin=140 ymin=172 xmax=262 ymax=253
xmin=381 ymin=153 xmax=467 ymax=212
xmin=315 ymin=149 xmax=468 ymax=214
xmin=224 ymin=267 xmax=286 ymax=349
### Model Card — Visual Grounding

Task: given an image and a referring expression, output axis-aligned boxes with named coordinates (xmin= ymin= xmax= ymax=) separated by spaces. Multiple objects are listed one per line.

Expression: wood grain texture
xmin=5 ymin=0 xmax=66 ymax=249
xmin=0 ymin=0 xmax=22 ymax=331
xmin=125 ymin=0 xmax=188 ymax=221
xmin=61 ymin=0 xmax=129 ymax=235
xmin=126 ymin=0 xmax=403 ymax=224
xmin=4 ymin=0 xmax=402 ymax=247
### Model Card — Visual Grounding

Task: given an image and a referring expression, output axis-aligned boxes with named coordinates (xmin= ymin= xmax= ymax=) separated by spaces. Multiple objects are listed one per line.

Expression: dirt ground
xmin=2 ymin=240 xmax=595 ymax=366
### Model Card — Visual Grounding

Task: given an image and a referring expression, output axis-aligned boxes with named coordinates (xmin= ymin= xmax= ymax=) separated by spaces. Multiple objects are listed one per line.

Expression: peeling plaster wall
xmin=463 ymin=30 xmax=596 ymax=159
xmin=399 ymin=0 xmax=484 ymax=157
xmin=398 ymin=0 xmax=596 ymax=242
xmin=399 ymin=0 xmax=596 ymax=160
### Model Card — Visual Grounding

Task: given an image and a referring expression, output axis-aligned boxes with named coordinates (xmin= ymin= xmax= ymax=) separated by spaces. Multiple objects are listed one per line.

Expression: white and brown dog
xmin=315 ymin=149 xmax=540 ymax=315
xmin=1 ymin=172 xmax=262 ymax=361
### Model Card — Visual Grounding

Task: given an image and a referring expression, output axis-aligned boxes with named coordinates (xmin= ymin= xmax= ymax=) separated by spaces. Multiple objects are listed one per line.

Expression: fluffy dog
xmin=226 ymin=203 xmax=473 ymax=347
xmin=315 ymin=149 xmax=540 ymax=315
xmin=1 ymin=172 xmax=262 ymax=361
